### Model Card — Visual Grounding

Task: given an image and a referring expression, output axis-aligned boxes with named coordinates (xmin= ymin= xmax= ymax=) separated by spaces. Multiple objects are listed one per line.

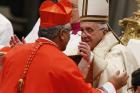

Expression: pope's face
xmin=80 ymin=22 xmax=104 ymax=50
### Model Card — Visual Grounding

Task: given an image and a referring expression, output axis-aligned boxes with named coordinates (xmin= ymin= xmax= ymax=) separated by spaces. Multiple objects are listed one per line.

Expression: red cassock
xmin=0 ymin=38 xmax=101 ymax=93
xmin=0 ymin=46 xmax=12 ymax=53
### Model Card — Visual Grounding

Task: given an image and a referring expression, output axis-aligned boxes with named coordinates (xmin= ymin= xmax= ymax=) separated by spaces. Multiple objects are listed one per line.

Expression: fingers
xmin=78 ymin=47 xmax=88 ymax=54
xmin=120 ymin=71 xmax=129 ymax=80
xmin=9 ymin=35 xmax=23 ymax=47
xmin=78 ymin=42 xmax=90 ymax=52
xmin=109 ymin=70 xmax=129 ymax=90
xmin=11 ymin=35 xmax=20 ymax=44
xmin=79 ymin=42 xmax=89 ymax=47
xmin=118 ymin=71 xmax=129 ymax=86
xmin=10 ymin=36 xmax=17 ymax=47
xmin=78 ymin=48 xmax=88 ymax=60
xmin=14 ymin=35 xmax=20 ymax=42
xmin=120 ymin=71 xmax=129 ymax=85
xmin=9 ymin=39 xmax=14 ymax=47
xmin=79 ymin=52 xmax=88 ymax=58
xmin=117 ymin=71 xmax=129 ymax=82
xmin=11 ymin=36 xmax=16 ymax=45
xmin=78 ymin=42 xmax=90 ymax=57
xmin=22 ymin=37 xmax=26 ymax=44
xmin=78 ymin=41 xmax=91 ymax=62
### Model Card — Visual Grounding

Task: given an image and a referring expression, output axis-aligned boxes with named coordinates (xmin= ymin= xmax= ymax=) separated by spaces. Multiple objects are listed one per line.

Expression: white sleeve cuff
xmin=100 ymin=82 xmax=116 ymax=93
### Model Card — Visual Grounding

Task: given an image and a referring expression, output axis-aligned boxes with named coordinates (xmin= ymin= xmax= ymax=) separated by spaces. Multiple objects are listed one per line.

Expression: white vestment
xmin=0 ymin=14 xmax=13 ymax=48
xmin=93 ymin=33 xmax=140 ymax=93
xmin=78 ymin=32 xmax=140 ymax=93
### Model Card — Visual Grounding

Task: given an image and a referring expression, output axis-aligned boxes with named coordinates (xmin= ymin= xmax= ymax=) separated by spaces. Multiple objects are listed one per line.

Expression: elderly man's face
xmin=80 ymin=22 xmax=104 ymax=50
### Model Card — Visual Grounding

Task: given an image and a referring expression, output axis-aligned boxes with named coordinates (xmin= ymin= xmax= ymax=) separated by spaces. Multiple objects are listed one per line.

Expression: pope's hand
xmin=109 ymin=71 xmax=129 ymax=90
xmin=78 ymin=42 xmax=91 ymax=62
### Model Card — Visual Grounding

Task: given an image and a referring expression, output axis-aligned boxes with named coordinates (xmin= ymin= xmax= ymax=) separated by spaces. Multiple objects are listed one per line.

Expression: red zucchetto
xmin=40 ymin=0 xmax=72 ymax=28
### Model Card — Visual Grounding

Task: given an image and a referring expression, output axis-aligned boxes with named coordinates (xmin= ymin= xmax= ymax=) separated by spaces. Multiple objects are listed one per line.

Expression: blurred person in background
xmin=127 ymin=68 xmax=140 ymax=93
xmin=0 ymin=13 xmax=14 ymax=48
xmin=0 ymin=13 xmax=14 ymax=71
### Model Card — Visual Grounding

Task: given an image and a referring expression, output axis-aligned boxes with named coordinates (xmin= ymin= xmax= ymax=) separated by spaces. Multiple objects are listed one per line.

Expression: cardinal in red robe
xmin=0 ymin=0 xmax=117 ymax=93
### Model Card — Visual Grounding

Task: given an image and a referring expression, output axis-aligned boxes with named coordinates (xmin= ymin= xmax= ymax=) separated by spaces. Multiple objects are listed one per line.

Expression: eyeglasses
xmin=77 ymin=30 xmax=95 ymax=36
xmin=78 ymin=27 xmax=107 ymax=36
xmin=80 ymin=27 xmax=95 ymax=34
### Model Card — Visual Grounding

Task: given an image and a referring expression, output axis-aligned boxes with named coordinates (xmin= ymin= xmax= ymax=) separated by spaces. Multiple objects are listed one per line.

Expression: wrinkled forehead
xmin=80 ymin=22 xmax=107 ymax=30
xmin=80 ymin=22 xmax=99 ymax=28
xmin=80 ymin=22 xmax=99 ymax=29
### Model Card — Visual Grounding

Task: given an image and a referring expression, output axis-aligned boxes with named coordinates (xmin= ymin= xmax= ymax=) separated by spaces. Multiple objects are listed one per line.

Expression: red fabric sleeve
xmin=50 ymin=58 xmax=101 ymax=93
xmin=0 ymin=46 xmax=11 ymax=53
